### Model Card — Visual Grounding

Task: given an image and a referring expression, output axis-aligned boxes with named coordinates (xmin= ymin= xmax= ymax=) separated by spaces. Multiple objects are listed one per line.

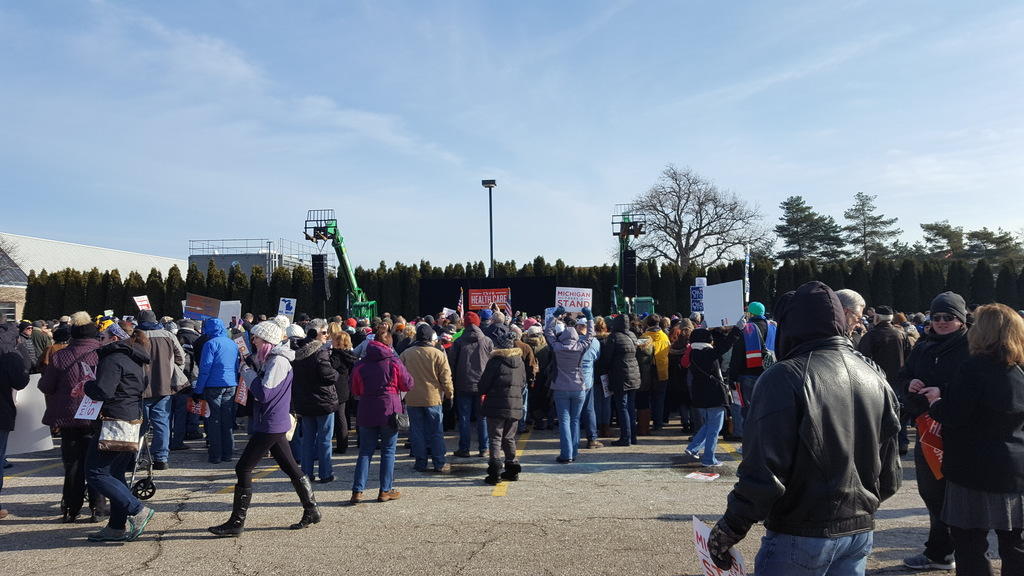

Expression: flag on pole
xmin=457 ymin=287 xmax=464 ymax=318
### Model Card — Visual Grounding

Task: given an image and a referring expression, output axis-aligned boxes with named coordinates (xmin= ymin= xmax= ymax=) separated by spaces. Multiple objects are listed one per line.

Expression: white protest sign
xmin=544 ymin=307 xmax=557 ymax=326
xmin=278 ymin=297 xmax=297 ymax=321
xmin=103 ymin=309 xmax=114 ymax=318
xmin=132 ymin=295 xmax=152 ymax=311
xmin=219 ymin=300 xmax=242 ymax=326
xmin=9 ymin=375 xmax=54 ymax=455
xmin=700 ymin=280 xmax=745 ymax=328
xmin=73 ymin=362 xmax=102 ymax=420
xmin=441 ymin=307 xmax=457 ymax=319
xmin=692 ymin=516 xmax=746 ymax=576
xmin=555 ymin=286 xmax=593 ymax=313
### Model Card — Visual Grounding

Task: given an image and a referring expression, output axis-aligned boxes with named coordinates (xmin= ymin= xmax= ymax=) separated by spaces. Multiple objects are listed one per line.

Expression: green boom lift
xmin=304 ymin=209 xmax=378 ymax=319
xmin=611 ymin=205 xmax=656 ymax=316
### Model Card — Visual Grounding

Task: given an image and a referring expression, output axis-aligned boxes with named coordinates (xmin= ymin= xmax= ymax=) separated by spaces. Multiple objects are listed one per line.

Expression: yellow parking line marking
xmin=492 ymin=430 xmax=531 ymax=497
xmin=216 ymin=465 xmax=277 ymax=493
xmin=7 ymin=461 xmax=63 ymax=478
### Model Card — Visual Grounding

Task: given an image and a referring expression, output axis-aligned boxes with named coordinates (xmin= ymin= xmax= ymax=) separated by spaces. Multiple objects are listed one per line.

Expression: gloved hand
xmin=707 ymin=519 xmax=743 ymax=570
xmin=554 ymin=306 xmax=566 ymax=317
xmin=581 ymin=307 xmax=593 ymax=320
xmin=735 ymin=316 xmax=747 ymax=329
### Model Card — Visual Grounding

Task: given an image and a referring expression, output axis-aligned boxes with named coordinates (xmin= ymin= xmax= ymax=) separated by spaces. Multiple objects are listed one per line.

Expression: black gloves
xmin=707 ymin=519 xmax=743 ymax=570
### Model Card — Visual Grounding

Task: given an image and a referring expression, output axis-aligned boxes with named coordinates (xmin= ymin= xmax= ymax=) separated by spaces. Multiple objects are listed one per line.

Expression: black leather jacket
xmin=722 ymin=282 xmax=901 ymax=539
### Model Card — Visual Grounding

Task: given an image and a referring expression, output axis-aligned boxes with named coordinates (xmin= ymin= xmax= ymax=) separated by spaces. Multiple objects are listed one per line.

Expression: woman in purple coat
xmin=208 ymin=320 xmax=321 ymax=537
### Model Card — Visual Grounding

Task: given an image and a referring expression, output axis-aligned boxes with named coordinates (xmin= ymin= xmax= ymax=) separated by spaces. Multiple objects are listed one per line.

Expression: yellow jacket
xmin=645 ymin=328 xmax=670 ymax=381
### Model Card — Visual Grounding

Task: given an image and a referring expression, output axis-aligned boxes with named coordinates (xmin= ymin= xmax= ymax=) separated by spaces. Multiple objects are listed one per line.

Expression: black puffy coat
xmin=85 ymin=341 xmax=150 ymax=421
xmin=329 ymin=348 xmax=357 ymax=404
xmin=856 ymin=321 xmax=910 ymax=385
xmin=291 ymin=339 xmax=340 ymax=416
xmin=479 ymin=347 xmax=527 ymax=420
xmin=0 ymin=323 xmax=31 ymax=431
xmin=896 ymin=328 xmax=969 ymax=420
xmin=685 ymin=331 xmax=741 ymax=409
xmin=600 ymin=316 xmax=640 ymax=393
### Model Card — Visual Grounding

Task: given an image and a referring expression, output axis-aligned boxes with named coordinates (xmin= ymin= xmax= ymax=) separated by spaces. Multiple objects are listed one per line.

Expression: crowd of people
xmin=2 ymin=286 xmax=1024 ymax=575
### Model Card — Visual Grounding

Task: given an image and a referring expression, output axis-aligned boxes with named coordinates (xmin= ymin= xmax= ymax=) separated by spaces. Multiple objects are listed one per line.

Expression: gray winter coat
xmin=448 ymin=324 xmax=494 ymax=394
xmin=599 ymin=315 xmax=641 ymax=393
xmin=543 ymin=316 xmax=594 ymax=392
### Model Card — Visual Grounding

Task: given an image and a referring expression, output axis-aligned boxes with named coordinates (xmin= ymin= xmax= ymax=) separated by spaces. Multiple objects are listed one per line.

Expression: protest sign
xmin=184 ymin=293 xmax=221 ymax=321
xmin=555 ymin=287 xmax=593 ymax=312
xmin=441 ymin=307 xmax=458 ymax=319
xmin=219 ymin=300 xmax=242 ymax=326
xmin=692 ymin=517 xmax=746 ymax=576
xmin=132 ymin=295 xmax=152 ymax=311
xmin=916 ymin=414 xmax=943 ymax=479
xmin=698 ymin=280 xmax=745 ymax=327
xmin=72 ymin=362 xmax=102 ymax=420
xmin=9 ymin=375 xmax=54 ymax=455
xmin=544 ymin=307 xmax=557 ymax=325
xmin=685 ymin=472 xmax=720 ymax=482
xmin=103 ymin=309 xmax=114 ymax=318
xmin=468 ymin=288 xmax=510 ymax=309
xmin=278 ymin=297 xmax=297 ymax=321
xmin=187 ymin=398 xmax=211 ymax=418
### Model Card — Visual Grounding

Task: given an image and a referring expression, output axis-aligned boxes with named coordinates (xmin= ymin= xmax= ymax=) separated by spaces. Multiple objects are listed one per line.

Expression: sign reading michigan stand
xmin=555 ymin=287 xmax=593 ymax=312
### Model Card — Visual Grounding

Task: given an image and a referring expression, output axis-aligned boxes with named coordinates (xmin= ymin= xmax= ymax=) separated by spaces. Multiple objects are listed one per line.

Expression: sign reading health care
xmin=554 ymin=287 xmax=593 ymax=312
xmin=468 ymin=288 xmax=510 ymax=310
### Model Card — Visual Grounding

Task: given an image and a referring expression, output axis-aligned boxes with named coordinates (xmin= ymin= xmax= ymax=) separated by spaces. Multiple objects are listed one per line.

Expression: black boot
xmin=209 ymin=485 xmax=251 ymax=537
xmin=484 ymin=459 xmax=502 ymax=485
xmin=500 ymin=461 xmax=521 ymax=482
xmin=290 ymin=476 xmax=321 ymax=529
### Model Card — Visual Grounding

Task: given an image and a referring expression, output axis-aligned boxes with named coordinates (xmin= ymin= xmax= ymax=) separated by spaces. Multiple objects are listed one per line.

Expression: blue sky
xmin=2 ymin=1 xmax=1022 ymax=268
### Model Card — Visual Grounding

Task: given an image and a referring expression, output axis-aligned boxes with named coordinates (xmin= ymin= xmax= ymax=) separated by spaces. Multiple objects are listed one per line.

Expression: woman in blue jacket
xmin=544 ymin=307 xmax=595 ymax=463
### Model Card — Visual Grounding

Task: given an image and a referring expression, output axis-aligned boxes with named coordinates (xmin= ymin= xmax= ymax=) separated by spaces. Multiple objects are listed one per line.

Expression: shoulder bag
xmin=98 ymin=417 xmax=143 ymax=451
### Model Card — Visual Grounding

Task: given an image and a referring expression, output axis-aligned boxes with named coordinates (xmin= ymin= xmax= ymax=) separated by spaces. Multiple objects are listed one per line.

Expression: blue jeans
xmin=595 ymin=386 xmax=612 ymax=428
xmin=456 ymin=394 xmax=487 ymax=453
xmin=204 ymin=387 xmax=236 ymax=462
xmin=650 ymin=380 xmax=668 ymax=430
xmin=143 ymin=395 xmax=172 ymax=463
xmin=616 ymin=390 xmax=637 ymax=443
xmin=408 ymin=405 xmax=446 ymax=470
xmin=171 ymin=394 xmax=188 ymax=447
xmin=300 ymin=414 xmax=334 ymax=480
xmin=0 ymin=430 xmax=8 ymax=505
xmin=553 ymin=389 xmax=586 ymax=460
xmin=686 ymin=407 xmax=726 ymax=466
xmin=352 ymin=425 xmax=398 ymax=493
xmin=86 ymin=437 xmax=144 ymax=530
xmin=579 ymin=387 xmax=598 ymax=441
xmin=755 ymin=530 xmax=873 ymax=576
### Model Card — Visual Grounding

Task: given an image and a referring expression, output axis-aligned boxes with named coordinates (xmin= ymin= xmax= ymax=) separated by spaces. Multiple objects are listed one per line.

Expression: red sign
xmin=916 ymin=414 xmax=943 ymax=480
xmin=468 ymin=288 xmax=510 ymax=310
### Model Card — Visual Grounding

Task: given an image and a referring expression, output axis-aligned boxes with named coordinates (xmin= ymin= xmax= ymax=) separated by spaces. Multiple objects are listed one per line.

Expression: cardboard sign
xmin=234 ymin=336 xmax=250 ymax=358
xmin=555 ymin=287 xmax=593 ymax=312
xmin=219 ymin=300 xmax=242 ymax=327
xmin=693 ymin=517 xmax=747 ymax=576
xmin=698 ymin=280 xmax=745 ymax=327
xmin=132 ymin=295 xmax=152 ymax=311
xmin=916 ymin=414 xmax=943 ymax=479
xmin=468 ymin=288 xmax=510 ymax=309
xmin=278 ymin=297 xmax=297 ymax=321
xmin=184 ymin=293 xmax=221 ymax=321
xmin=73 ymin=362 xmax=102 ymax=420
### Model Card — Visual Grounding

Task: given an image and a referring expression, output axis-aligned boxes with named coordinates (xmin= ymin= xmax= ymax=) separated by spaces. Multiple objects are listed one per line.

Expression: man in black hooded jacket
xmin=707 ymin=281 xmax=901 ymax=575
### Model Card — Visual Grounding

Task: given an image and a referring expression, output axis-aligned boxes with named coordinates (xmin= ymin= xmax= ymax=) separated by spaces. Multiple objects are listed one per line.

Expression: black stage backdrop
xmin=419 ymin=277 xmax=557 ymax=317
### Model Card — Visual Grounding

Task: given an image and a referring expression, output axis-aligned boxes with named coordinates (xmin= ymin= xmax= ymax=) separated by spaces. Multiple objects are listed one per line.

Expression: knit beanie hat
xmin=252 ymin=320 xmax=286 ymax=344
xmin=930 ymin=291 xmax=967 ymax=323
xmin=272 ymin=315 xmax=292 ymax=331
xmin=286 ymin=324 xmax=305 ymax=339
xmin=747 ymin=302 xmax=766 ymax=317
xmin=491 ymin=324 xmax=514 ymax=349
xmin=691 ymin=328 xmax=713 ymax=344
xmin=69 ymin=311 xmax=99 ymax=339
xmin=465 ymin=311 xmax=481 ymax=326
xmin=415 ymin=323 xmax=435 ymax=342
xmin=345 ymin=318 xmax=357 ymax=328
xmin=478 ymin=309 xmax=493 ymax=323
xmin=137 ymin=310 xmax=158 ymax=325
xmin=522 ymin=317 xmax=538 ymax=330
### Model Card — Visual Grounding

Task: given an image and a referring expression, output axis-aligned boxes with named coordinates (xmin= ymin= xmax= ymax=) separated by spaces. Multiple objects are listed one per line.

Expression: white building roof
xmin=0 ymin=232 xmax=187 ymax=279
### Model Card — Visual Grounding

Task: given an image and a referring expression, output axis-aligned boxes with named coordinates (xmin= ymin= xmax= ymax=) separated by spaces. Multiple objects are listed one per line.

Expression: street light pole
xmin=482 ymin=179 xmax=496 ymax=278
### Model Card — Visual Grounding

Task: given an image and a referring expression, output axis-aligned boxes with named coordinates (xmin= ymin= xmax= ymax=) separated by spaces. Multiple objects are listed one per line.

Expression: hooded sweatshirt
xmin=194 ymin=318 xmax=240 ymax=394
xmin=249 ymin=343 xmax=296 ymax=434
xmin=352 ymin=340 xmax=414 ymax=427
xmin=543 ymin=315 xmax=595 ymax=392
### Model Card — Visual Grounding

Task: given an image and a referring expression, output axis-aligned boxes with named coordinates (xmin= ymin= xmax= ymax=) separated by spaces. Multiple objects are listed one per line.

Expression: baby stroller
xmin=129 ymin=431 xmax=156 ymax=500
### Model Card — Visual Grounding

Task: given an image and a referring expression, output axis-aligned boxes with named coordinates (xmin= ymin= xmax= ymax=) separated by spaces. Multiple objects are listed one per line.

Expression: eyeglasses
xmin=931 ymin=314 xmax=957 ymax=322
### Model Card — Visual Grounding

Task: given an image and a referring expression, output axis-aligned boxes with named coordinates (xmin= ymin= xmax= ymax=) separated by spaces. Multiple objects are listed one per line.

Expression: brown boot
xmin=377 ymin=489 xmax=401 ymax=502
xmin=587 ymin=439 xmax=604 ymax=449
xmin=349 ymin=491 xmax=363 ymax=505
xmin=637 ymin=409 xmax=652 ymax=436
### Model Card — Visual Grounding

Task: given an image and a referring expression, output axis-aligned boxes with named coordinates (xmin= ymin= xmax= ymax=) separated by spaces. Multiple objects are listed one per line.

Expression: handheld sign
xmin=73 ymin=362 xmax=102 ymax=420
xmin=699 ymin=280 xmax=745 ymax=327
xmin=554 ymin=287 xmax=593 ymax=313
xmin=187 ymin=398 xmax=211 ymax=418
xmin=132 ymin=296 xmax=152 ymax=311
xmin=693 ymin=516 xmax=746 ymax=576
xmin=278 ymin=297 xmax=297 ymax=321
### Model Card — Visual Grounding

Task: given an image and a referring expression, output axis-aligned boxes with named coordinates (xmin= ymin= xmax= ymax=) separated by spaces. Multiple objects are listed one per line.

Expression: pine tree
xmin=918 ymin=261 xmax=945 ymax=311
xmin=774 ymin=260 xmax=795 ymax=297
xmin=845 ymin=260 xmax=872 ymax=303
xmin=775 ymin=196 xmax=819 ymax=260
xmin=123 ymin=271 xmax=146 ymax=314
xmin=749 ymin=260 xmax=773 ymax=309
xmin=893 ymin=260 xmax=920 ymax=313
xmin=145 ymin=268 xmax=165 ymax=316
xmin=44 ymin=269 xmax=66 ymax=319
xmin=792 ymin=260 xmax=817 ymax=289
xmin=814 ymin=216 xmax=848 ymax=261
xmin=843 ymin=192 xmax=901 ymax=262
xmin=63 ymin=269 xmax=86 ymax=316
xmin=24 ymin=270 xmax=40 ymax=320
xmin=820 ymin=263 xmax=846 ymax=292
xmin=870 ymin=259 xmax=895 ymax=307
xmin=269 ymin=267 xmax=293 ymax=311
xmin=185 ymin=262 xmax=205 ymax=295
xmin=249 ymin=266 xmax=271 ymax=316
xmin=228 ymin=264 xmax=251 ymax=312
xmin=945 ymin=260 xmax=971 ymax=299
xmin=104 ymin=270 xmax=124 ymax=315
xmin=164 ymin=265 xmax=185 ymax=316
xmin=995 ymin=262 xmax=1018 ymax=308
xmin=85 ymin=268 xmax=104 ymax=316
xmin=205 ymin=260 xmax=228 ymax=300
xmin=657 ymin=263 xmax=678 ymax=313
xmin=969 ymin=259 xmax=995 ymax=305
